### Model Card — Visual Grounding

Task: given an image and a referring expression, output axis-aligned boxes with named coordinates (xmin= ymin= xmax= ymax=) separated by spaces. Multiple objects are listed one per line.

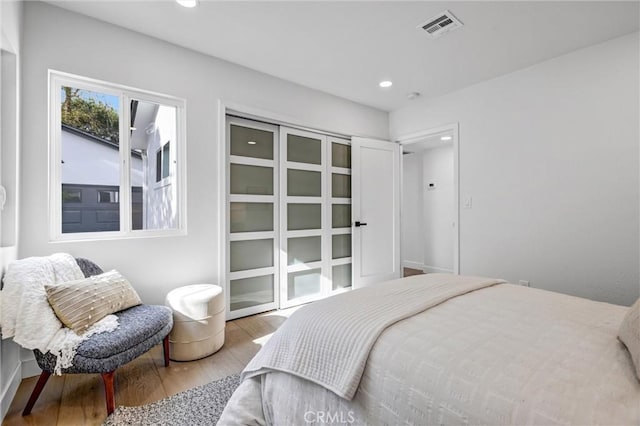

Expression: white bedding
xmin=243 ymin=274 xmax=503 ymax=400
xmin=220 ymin=281 xmax=640 ymax=425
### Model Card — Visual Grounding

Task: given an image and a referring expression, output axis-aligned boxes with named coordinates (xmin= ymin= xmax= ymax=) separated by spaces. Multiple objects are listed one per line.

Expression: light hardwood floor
xmin=3 ymin=307 xmax=299 ymax=426
xmin=403 ymin=267 xmax=425 ymax=277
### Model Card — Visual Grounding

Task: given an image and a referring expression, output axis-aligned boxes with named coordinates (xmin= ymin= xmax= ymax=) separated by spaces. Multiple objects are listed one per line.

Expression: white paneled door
xmin=351 ymin=137 xmax=401 ymax=288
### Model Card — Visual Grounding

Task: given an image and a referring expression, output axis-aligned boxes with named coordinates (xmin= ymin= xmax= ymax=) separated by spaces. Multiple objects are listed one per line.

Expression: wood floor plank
xmin=194 ymin=344 xmax=245 ymax=382
xmin=223 ymin=321 xmax=263 ymax=366
xmin=234 ymin=314 xmax=277 ymax=340
xmin=56 ymin=373 xmax=106 ymax=426
xmin=114 ymin=352 xmax=166 ymax=407
xmin=3 ymin=374 xmax=65 ymax=426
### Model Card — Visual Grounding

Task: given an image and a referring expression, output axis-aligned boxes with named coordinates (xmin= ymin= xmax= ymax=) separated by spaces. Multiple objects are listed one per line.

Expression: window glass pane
xmin=332 ymin=204 xmax=351 ymax=228
xmin=230 ymin=164 xmax=273 ymax=195
xmin=97 ymin=190 xmax=118 ymax=203
xmin=230 ymin=124 xmax=273 ymax=160
xmin=332 ymin=264 xmax=352 ymax=290
xmin=130 ymin=99 xmax=178 ymax=231
xmin=332 ymin=143 xmax=351 ymax=168
xmin=132 ymin=187 xmax=143 ymax=230
xmin=332 ymin=234 xmax=351 ymax=259
xmin=288 ymin=204 xmax=321 ymax=230
xmin=62 ymin=189 xmax=82 ymax=203
xmin=61 ymin=86 xmax=120 ymax=233
xmin=288 ymin=269 xmax=321 ymax=300
xmin=162 ymin=143 xmax=170 ymax=179
xmin=288 ymin=236 xmax=321 ymax=265
xmin=332 ymin=173 xmax=351 ymax=198
xmin=155 ymin=149 xmax=162 ymax=183
xmin=287 ymin=134 xmax=321 ymax=165
xmin=230 ymin=275 xmax=274 ymax=311
xmin=230 ymin=239 xmax=273 ymax=272
xmin=287 ymin=169 xmax=321 ymax=197
xmin=230 ymin=202 xmax=273 ymax=233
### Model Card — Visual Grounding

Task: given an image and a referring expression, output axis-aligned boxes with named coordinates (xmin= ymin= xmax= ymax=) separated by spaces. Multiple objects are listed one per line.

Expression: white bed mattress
xmin=220 ymin=283 xmax=639 ymax=425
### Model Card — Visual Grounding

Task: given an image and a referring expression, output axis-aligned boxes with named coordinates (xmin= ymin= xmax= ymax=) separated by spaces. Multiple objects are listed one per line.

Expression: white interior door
xmin=352 ymin=137 xmax=400 ymax=288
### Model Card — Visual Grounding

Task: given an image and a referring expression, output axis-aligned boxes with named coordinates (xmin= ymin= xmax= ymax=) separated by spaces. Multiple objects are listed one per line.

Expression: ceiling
xmin=46 ymin=1 xmax=639 ymax=112
xmin=403 ymin=131 xmax=453 ymax=154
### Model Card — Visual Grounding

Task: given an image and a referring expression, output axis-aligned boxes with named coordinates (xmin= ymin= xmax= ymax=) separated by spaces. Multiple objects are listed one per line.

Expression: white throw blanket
xmin=242 ymin=273 xmax=505 ymax=400
xmin=0 ymin=253 xmax=119 ymax=374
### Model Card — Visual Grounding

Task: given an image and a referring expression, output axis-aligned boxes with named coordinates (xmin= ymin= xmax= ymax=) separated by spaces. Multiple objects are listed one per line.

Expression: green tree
xmin=61 ymin=87 xmax=119 ymax=143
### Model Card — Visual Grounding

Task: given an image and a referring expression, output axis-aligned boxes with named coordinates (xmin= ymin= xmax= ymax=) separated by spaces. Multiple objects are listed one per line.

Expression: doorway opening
xmin=398 ymin=124 xmax=459 ymax=277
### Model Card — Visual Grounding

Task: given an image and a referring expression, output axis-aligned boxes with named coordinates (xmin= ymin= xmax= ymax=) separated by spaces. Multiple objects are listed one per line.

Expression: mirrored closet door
xmin=226 ymin=117 xmax=352 ymax=318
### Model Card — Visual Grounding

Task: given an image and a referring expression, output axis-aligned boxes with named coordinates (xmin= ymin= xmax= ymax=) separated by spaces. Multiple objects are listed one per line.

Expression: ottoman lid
xmin=166 ymin=284 xmax=224 ymax=321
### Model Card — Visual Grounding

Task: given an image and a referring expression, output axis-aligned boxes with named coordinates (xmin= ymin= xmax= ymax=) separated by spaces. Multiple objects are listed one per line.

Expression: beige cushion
xmin=45 ymin=270 xmax=142 ymax=333
xmin=618 ymin=298 xmax=640 ymax=380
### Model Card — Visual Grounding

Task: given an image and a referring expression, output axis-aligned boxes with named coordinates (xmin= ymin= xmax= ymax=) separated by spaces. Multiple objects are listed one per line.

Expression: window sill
xmin=49 ymin=228 xmax=187 ymax=243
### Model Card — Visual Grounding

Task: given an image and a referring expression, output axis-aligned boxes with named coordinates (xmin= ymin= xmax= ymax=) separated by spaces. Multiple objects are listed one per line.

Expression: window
xmin=49 ymin=71 xmax=186 ymax=240
xmin=97 ymin=190 xmax=119 ymax=204
xmin=155 ymin=141 xmax=171 ymax=183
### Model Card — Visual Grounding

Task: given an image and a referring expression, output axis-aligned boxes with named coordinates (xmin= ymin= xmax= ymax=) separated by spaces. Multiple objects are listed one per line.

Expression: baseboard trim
xmin=402 ymin=260 xmax=424 ymax=270
xmin=423 ymin=265 xmax=454 ymax=274
xmin=0 ymin=361 xmax=21 ymax=420
xmin=402 ymin=261 xmax=454 ymax=275
xmin=21 ymin=356 xmax=40 ymax=379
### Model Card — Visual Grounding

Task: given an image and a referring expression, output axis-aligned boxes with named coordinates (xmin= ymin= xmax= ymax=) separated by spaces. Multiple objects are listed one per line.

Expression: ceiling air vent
xmin=418 ymin=10 xmax=463 ymax=39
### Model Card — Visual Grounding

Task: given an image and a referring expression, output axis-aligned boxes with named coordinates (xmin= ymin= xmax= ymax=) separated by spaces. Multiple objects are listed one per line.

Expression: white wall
xmin=0 ymin=0 xmax=23 ymax=419
xmin=20 ymin=1 xmax=387 ymax=307
xmin=401 ymin=152 xmax=423 ymax=270
xmin=422 ymin=145 xmax=454 ymax=273
xmin=144 ymin=105 xmax=176 ymax=230
xmin=391 ymin=32 xmax=640 ymax=306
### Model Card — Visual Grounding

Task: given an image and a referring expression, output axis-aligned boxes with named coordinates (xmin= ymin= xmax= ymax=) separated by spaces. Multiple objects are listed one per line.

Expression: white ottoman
xmin=165 ymin=284 xmax=225 ymax=361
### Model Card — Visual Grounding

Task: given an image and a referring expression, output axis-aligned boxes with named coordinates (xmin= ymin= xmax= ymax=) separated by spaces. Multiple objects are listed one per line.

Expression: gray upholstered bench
xmin=22 ymin=259 xmax=173 ymax=416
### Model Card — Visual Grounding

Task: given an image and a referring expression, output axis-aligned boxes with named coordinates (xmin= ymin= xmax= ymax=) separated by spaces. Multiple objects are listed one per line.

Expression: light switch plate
xmin=463 ymin=196 xmax=472 ymax=209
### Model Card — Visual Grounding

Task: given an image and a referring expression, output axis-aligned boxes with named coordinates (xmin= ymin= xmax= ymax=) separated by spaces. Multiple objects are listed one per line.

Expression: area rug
xmin=103 ymin=373 xmax=240 ymax=426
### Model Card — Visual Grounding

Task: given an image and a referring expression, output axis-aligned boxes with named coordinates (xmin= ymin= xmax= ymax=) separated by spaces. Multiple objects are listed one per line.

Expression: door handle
xmin=355 ymin=221 xmax=367 ymax=227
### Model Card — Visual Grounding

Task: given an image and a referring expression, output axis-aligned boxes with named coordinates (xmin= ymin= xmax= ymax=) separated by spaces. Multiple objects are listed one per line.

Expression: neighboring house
xmin=61 ymin=110 xmax=177 ymax=234
xmin=61 ymin=125 xmax=143 ymax=233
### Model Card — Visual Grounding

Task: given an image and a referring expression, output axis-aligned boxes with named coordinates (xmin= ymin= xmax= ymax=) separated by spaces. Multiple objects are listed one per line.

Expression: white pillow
xmin=45 ymin=270 xmax=141 ymax=333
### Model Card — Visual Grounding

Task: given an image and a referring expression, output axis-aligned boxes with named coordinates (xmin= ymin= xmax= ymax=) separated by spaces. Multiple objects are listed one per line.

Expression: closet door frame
xmin=226 ymin=116 xmax=280 ymax=320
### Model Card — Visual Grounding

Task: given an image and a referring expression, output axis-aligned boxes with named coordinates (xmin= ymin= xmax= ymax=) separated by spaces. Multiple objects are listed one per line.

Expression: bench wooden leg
xmin=22 ymin=371 xmax=51 ymax=416
xmin=163 ymin=335 xmax=170 ymax=367
xmin=101 ymin=371 xmax=116 ymax=415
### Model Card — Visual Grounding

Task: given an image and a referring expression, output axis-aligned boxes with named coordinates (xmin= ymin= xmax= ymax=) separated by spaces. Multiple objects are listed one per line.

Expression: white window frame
xmin=49 ymin=70 xmax=187 ymax=241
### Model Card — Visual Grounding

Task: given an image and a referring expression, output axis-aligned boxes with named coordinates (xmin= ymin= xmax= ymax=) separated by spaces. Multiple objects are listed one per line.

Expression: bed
xmin=219 ymin=274 xmax=640 ymax=425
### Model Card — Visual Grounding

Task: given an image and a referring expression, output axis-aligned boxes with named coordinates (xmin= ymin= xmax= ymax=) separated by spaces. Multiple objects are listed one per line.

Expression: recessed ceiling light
xmin=247 ymin=141 xmax=257 ymax=145
xmin=176 ymin=0 xmax=198 ymax=8
xmin=379 ymin=80 xmax=393 ymax=88
xmin=441 ymin=136 xmax=452 ymax=141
